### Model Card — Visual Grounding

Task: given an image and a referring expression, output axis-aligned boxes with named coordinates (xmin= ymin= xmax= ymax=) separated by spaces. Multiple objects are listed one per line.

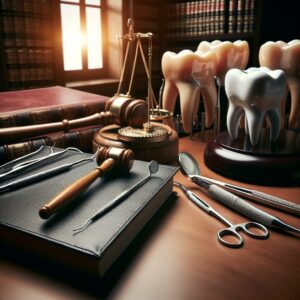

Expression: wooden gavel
xmin=39 ymin=146 xmax=134 ymax=219
xmin=0 ymin=96 xmax=148 ymax=144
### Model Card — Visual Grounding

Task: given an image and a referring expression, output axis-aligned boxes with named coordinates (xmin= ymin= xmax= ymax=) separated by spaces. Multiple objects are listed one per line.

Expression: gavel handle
xmin=0 ymin=111 xmax=113 ymax=144
xmin=39 ymin=158 xmax=116 ymax=219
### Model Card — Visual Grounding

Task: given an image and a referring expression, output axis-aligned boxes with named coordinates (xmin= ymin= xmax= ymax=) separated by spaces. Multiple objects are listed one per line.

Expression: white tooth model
xmin=161 ymin=49 xmax=217 ymax=133
xmin=225 ymin=67 xmax=287 ymax=146
xmin=259 ymin=40 xmax=300 ymax=128
xmin=197 ymin=40 xmax=249 ymax=85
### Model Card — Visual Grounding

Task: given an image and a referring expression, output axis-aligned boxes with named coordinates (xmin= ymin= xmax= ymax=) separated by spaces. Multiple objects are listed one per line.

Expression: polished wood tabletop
xmin=0 ymin=134 xmax=299 ymax=300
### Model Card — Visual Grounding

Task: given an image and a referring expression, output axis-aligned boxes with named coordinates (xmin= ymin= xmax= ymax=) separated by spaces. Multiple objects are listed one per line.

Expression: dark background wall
xmin=260 ymin=0 xmax=300 ymax=44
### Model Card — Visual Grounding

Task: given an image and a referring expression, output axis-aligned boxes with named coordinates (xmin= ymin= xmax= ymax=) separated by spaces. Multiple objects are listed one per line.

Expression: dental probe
xmin=0 ymin=150 xmax=99 ymax=193
xmin=0 ymin=147 xmax=83 ymax=181
xmin=73 ymin=160 xmax=159 ymax=234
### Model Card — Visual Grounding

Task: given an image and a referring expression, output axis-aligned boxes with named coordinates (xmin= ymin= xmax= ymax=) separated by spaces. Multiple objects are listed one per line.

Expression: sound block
xmin=204 ymin=129 xmax=300 ymax=185
xmin=93 ymin=124 xmax=179 ymax=164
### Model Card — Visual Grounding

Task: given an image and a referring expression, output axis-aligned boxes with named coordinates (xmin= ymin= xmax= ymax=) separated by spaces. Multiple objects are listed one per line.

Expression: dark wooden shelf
xmin=166 ymin=32 xmax=256 ymax=44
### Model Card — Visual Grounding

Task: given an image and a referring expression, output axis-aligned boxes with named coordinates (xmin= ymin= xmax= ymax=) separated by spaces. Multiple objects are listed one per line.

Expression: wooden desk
xmin=0 ymin=135 xmax=299 ymax=300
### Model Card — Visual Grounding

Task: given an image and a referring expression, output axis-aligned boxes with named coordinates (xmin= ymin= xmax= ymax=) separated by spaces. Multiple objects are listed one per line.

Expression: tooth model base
xmin=93 ymin=124 xmax=179 ymax=164
xmin=204 ymin=129 xmax=300 ymax=184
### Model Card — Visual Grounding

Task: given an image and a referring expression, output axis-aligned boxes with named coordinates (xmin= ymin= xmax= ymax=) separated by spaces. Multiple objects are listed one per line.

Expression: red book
xmin=0 ymin=86 xmax=109 ymax=128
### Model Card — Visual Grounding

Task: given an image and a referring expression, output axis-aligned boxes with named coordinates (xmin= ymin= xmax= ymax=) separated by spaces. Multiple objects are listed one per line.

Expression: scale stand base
xmin=204 ymin=129 xmax=300 ymax=185
xmin=93 ymin=124 xmax=179 ymax=164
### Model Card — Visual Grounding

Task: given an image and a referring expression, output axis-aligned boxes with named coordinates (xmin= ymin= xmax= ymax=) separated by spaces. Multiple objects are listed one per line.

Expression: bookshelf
xmin=161 ymin=0 xmax=262 ymax=67
xmin=0 ymin=0 xmax=57 ymax=91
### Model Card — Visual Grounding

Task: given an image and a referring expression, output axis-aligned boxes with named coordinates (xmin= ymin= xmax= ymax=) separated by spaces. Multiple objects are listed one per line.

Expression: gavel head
xmin=96 ymin=146 xmax=134 ymax=173
xmin=105 ymin=95 xmax=148 ymax=128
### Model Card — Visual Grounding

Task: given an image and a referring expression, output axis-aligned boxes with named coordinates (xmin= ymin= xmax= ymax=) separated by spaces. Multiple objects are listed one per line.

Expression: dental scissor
xmin=174 ymin=181 xmax=269 ymax=248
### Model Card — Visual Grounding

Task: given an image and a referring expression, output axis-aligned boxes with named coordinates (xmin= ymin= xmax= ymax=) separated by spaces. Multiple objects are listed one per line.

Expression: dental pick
xmin=73 ymin=160 xmax=159 ymax=234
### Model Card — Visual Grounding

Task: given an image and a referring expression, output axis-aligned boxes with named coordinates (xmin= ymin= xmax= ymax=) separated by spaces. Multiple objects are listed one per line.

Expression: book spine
xmin=204 ymin=0 xmax=209 ymax=35
xmin=228 ymin=0 xmax=236 ymax=34
xmin=211 ymin=0 xmax=217 ymax=35
xmin=197 ymin=0 xmax=203 ymax=36
xmin=0 ymin=127 xmax=101 ymax=164
xmin=220 ymin=0 xmax=226 ymax=34
xmin=180 ymin=2 xmax=186 ymax=38
xmin=0 ymin=102 xmax=106 ymax=128
xmin=243 ymin=0 xmax=250 ymax=33
xmin=236 ymin=0 xmax=244 ymax=33
xmin=249 ymin=0 xmax=255 ymax=32
xmin=208 ymin=0 xmax=213 ymax=35
xmin=185 ymin=1 xmax=192 ymax=37
xmin=214 ymin=0 xmax=219 ymax=35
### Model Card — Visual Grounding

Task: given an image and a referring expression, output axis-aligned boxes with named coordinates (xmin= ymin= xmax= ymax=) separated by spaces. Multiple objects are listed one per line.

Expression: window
xmin=59 ymin=0 xmax=104 ymax=81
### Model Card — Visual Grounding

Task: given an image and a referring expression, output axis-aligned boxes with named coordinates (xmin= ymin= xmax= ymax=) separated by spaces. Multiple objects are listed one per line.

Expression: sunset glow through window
xmin=60 ymin=0 xmax=102 ymax=71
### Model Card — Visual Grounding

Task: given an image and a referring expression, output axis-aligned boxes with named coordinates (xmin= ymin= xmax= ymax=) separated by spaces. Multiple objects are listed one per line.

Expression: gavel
xmin=39 ymin=146 xmax=134 ymax=219
xmin=0 ymin=96 xmax=148 ymax=144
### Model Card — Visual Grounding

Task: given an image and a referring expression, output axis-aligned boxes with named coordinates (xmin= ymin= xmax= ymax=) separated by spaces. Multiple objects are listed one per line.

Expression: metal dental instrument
xmin=178 ymin=152 xmax=300 ymax=216
xmin=0 ymin=145 xmax=45 ymax=172
xmin=0 ymin=150 xmax=99 ymax=194
xmin=178 ymin=152 xmax=300 ymax=234
xmin=174 ymin=181 xmax=269 ymax=248
xmin=10 ymin=147 xmax=55 ymax=170
xmin=214 ymin=76 xmax=221 ymax=137
xmin=73 ymin=160 xmax=159 ymax=234
xmin=0 ymin=146 xmax=83 ymax=181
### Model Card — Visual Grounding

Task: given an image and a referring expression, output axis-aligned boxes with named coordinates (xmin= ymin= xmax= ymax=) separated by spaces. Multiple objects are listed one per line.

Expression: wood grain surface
xmin=1 ymin=134 xmax=299 ymax=300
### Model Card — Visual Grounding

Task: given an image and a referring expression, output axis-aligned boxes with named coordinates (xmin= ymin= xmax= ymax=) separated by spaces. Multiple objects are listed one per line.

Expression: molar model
xmin=259 ymin=40 xmax=300 ymax=128
xmin=197 ymin=40 xmax=249 ymax=85
xmin=161 ymin=49 xmax=217 ymax=133
xmin=225 ymin=67 xmax=287 ymax=146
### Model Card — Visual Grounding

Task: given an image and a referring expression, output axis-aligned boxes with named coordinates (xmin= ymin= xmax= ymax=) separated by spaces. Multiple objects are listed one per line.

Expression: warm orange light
xmin=86 ymin=7 xmax=103 ymax=69
xmin=60 ymin=2 xmax=103 ymax=71
xmin=60 ymin=4 xmax=83 ymax=70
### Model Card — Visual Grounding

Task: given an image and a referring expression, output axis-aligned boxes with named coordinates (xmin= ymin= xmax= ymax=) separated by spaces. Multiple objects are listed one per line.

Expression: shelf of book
xmin=166 ymin=32 xmax=255 ymax=44
xmin=165 ymin=0 xmax=256 ymax=39
xmin=0 ymin=0 xmax=56 ymax=91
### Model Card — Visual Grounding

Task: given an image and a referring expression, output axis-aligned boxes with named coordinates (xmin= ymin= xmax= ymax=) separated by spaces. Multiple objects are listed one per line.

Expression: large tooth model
xmin=161 ymin=41 xmax=249 ymax=134
xmin=197 ymin=40 xmax=249 ymax=85
xmin=161 ymin=49 xmax=217 ymax=133
xmin=259 ymin=40 xmax=300 ymax=128
xmin=225 ymin=67 xmax=287 ymax=146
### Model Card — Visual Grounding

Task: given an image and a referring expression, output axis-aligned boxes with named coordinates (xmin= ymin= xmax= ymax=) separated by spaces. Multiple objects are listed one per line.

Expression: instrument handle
xmin=251 ymin=190 xmax=300 ymax=216
xmin=208 ymin=184 xmax=275 ymax=227
xmin=39 ymin=158 xmax=116 ymax=219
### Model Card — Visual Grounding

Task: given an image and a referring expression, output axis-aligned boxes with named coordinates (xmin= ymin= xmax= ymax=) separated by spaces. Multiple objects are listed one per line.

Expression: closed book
xmin=0 ymin=86 xmax=108 ymax=128
xmin=0 ymin=146 xmax=178 ymax=276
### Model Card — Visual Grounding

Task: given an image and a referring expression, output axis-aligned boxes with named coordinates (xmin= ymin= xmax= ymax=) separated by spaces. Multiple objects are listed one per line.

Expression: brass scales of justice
xmin=92 ymin=18 xmax=178 ymax=163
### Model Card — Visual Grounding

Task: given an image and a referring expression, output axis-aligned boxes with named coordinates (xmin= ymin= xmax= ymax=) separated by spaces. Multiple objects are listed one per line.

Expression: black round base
xmin=204 ymin=129 xmax=300 ymax=185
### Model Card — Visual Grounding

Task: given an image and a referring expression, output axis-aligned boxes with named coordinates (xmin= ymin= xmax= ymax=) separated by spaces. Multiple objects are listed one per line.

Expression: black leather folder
xmin=0 ymin=147 xmax=178 ymax=276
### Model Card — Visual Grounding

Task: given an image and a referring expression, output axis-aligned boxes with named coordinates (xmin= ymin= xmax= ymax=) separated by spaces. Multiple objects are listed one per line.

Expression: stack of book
xmin=0 ymin=86 xmax=109 ymax=164
xmin=166 ymin=0 xmax=256 ymax=39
